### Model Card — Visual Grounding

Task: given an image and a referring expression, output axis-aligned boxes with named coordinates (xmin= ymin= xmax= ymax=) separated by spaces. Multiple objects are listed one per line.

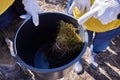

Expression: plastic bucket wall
xmin=13 ymin=12 xmax=88 ymax=80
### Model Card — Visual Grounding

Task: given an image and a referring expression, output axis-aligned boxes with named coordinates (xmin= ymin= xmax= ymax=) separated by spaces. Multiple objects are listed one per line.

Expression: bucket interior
xmin=14 ymin=13 xmax=85 ymax=69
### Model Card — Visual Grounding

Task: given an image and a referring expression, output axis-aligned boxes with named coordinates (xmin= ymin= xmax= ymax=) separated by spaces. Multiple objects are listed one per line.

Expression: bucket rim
xmin=13 ymin=12 xmax=88 ymax=73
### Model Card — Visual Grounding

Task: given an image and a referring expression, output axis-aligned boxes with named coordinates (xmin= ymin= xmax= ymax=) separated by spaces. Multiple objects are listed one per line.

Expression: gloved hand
xmin=78 ymin=0 xmax=120 ymax=25
xmin=20 ymin=0 xmax=43 ymax=26
xmin=68 ymin=0 xmax=90 ymax=14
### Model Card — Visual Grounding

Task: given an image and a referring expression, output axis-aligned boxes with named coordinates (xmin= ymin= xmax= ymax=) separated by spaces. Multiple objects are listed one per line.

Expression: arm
xmin=78 ymin=0 xmax=120 ymax=25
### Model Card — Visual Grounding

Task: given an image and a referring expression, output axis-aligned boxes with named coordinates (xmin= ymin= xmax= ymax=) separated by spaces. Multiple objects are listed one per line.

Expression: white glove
xmin=78 ymin=0 xmax=120 ymax=25
xmin=21 ymin=0 xmax=43 ymax=26
xmin=68 ymin=0 xmax=90 ymax=14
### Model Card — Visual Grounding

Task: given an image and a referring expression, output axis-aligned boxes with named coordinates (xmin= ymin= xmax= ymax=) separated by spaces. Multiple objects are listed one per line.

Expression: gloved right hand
xmin=20 ymin=0 xmax=43 ymax=26
xmin=78 ymin=0 xmax=120 ymax=25
xmin=68 ymin=0 xmax=91 ymax=14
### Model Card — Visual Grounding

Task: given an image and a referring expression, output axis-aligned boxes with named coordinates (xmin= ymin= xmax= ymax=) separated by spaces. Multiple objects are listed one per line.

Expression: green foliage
xmin=51 ymin=20 xmax=83 ymax=55
xmin=43 ymin=20 xmax=84 ymax=68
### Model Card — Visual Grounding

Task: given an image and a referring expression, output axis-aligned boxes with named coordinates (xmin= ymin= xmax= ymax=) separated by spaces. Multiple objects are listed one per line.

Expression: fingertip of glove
xmin=20 ymin=14 xmax=28 ymax=19
xmin=33 ymin=21 xmax=39 ymax=26
xmin=78 ymin=19 xmax=84 ymax=25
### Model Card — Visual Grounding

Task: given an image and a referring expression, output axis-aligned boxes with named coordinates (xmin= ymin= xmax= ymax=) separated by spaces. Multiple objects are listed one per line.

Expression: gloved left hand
xmin=21 ymin=0 xmax=43 ymax=26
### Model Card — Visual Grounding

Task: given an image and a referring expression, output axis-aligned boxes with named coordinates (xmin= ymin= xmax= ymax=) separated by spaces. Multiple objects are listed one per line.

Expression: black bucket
xmin=13 ymin=12 xmax=88 ymax=80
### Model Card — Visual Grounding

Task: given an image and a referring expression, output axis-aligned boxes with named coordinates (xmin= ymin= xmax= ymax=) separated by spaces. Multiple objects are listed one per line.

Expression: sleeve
xmin=0 ymin=0 xmax=14 ymax=15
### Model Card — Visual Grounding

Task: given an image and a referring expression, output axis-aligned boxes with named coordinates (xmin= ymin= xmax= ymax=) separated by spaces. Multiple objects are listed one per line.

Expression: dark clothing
xmin=0 ymin=0 xmax=26 ymax=28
